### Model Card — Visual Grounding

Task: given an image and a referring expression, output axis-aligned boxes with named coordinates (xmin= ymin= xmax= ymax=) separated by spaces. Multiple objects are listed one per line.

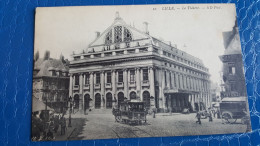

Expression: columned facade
xmin=69 ymin=13 xmax=211 ymax=113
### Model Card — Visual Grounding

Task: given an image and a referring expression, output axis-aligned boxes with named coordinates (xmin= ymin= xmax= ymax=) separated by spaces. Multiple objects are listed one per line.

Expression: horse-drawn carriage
xmin=112 ymin=100 xmax=148 ymax=125
xmin=220 ymin=97 xmax=248 ymax=124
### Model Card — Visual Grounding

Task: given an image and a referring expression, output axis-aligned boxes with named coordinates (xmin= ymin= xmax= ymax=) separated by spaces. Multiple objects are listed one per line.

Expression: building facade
xmin=33 ymin=56 xmax=70 ymax=113
xmin=219 ymin=22 xmax=247 ymax=98
xmin=69 ymin=12 xmax=211 ymax=113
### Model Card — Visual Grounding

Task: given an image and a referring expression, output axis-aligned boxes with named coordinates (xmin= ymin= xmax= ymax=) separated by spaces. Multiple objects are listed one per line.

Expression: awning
xmin=32 ymin=97 xmax=54 ymax=112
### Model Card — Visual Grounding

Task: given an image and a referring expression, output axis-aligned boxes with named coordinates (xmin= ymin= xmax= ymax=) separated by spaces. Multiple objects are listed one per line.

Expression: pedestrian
xmin=196 ymin=112 xmax=201 ymax=124
xmin=209 ymin=112 xmax=213 ymax=122
xmin=60 ymin=116 xmax=66 ymax=135
xmin=53 ymin=115 xmax=59 ymax=133
xmin=152 ymin=108 xmax=156 ymax=118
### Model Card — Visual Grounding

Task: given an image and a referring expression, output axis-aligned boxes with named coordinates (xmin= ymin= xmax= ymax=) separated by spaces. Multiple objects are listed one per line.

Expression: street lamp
xmin=68 ymin=96 xmax=72 ymax=127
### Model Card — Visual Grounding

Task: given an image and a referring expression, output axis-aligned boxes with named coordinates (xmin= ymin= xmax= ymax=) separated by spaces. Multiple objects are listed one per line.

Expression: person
xmin=46 ymin=129 xmax=54 ymax=140
xmin=53 ymin=115 xmax=59 ymax=133
xmin=209 ymin=112 xmax=213 ymax=122
xmin=60 ymin=116 xmax=67 ymax=135
xmin=31 ymin=112 xmax=44 ymax=141
xmin=152 ymin=108 xmax=156 ymax=118
xmin=196 ymin=112 xmax=201 ymax=124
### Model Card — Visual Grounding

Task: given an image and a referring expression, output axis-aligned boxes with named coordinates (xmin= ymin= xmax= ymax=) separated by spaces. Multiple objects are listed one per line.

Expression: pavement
xmin=68 ymin=110 xmax=248 ymax=140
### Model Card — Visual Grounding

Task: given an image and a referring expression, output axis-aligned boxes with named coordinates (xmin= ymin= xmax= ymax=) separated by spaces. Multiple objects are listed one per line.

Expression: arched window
xmin=124 ymin=27 xmax=132 ymax=42
xmin=130 ymin=91 xmax=136 ymax=100
xmin=114 ymin=26 xmax=122 ymax=43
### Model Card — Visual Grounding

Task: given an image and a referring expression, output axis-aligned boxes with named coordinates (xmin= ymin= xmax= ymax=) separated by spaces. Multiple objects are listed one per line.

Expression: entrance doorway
xmin=84 ymin=94 xmax=91 ymax=110
xmin=106 ymin=93 xmax=113 ymax=108
xmin=117 ymin=92 xmax=124 ymax=105
xmin=74 ymin=94 xmax=80 ymax=109
xmin=95 ymin=93 xmax=101 ymax=109
xmin=143 ymin=91 xmax=150 ymax=109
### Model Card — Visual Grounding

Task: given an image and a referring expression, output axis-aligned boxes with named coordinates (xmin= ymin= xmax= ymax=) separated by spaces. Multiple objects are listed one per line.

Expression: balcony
xmin=94 ymin=84 xmax=101 ymax=89
xmin=105 ymin=83 xmax=112 ymax=89
xmin=129 ymin=81 xmax=136 ymax=87
xmin=73 ymin=85 xmax=79 ymax=90
xmin=83 ymin=84 xmax=90 ymax=90
xmin=142 ymin=80 xmax=150 ymax=87
xmin=117 ymin=82 xmax=124 ymax=88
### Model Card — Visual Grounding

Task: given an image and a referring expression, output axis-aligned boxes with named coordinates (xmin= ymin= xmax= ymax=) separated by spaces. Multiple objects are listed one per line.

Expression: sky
xmin=34 ymin=4 xmax=238 ymax=84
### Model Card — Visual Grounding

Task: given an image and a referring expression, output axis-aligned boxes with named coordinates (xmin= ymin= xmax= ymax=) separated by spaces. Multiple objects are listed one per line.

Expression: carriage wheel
xmin=222 ymin=112 xmax=237 ymax=124
xmin=115 ymin=116 xmax=121 ymax=123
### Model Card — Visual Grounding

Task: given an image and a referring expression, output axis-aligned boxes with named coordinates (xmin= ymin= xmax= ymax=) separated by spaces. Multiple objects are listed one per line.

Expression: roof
xmin=222 ymin=23 xmax=242 ymax=55
xmin=221 ymin=97 xmax=247 ymax=102
xmin=34 ymin=58 xmax=69 ymax=77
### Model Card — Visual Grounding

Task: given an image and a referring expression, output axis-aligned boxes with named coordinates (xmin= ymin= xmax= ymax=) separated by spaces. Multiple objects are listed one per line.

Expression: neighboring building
xmin=219 ymin=22 xmax=247 ymax=98
xmin=33 ymin=55 xmax=70 ymax=113
xmin=210 ymin=82 xmax=221 ymax=102
xmin=69 ymin=12 xmax=211 ymax=113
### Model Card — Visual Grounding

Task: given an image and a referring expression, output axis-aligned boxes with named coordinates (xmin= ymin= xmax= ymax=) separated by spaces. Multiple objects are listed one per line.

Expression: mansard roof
xmin=34 ymin=58 xmax=69 ymax=77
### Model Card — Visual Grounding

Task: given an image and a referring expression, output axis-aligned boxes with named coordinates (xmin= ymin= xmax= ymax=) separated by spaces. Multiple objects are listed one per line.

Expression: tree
xmin=34 ymin=51 xmax=39 ymax=61
xmin=43 ymin=50 xmax=50 ymax=60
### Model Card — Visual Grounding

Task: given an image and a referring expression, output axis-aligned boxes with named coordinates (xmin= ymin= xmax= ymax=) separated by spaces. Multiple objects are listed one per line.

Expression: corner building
xmin=69 ymin=13 xmax=211 ymax=113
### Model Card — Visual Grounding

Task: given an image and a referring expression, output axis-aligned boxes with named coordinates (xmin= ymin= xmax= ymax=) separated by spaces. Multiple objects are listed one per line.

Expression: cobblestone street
xmin=70 ymin=110 xmax=247 ymax=140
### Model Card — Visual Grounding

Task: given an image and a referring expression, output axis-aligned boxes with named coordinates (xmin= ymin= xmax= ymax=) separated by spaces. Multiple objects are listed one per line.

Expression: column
xmin=79 ymin=73 xmax=83 ymax=112
xmin=175 ymin=73 xmax=179 ymax=89
xmin=123 ymin=69 xmax=128 ymax=99
xmin=112 ymin=70 xmax=116 ymax=97
xmin=161 ymin=69 xmax=166 ymax=110
xmin=183 ymin=75 xmax=187 ymax=89
xmin=101 ymin=71 xmax=105 ymax=109
xmin=90 ymin=72 xmax=94 ymax=107
xmin=166 ymin=70 xmax=170 ymax=88
xmin=136 ymin=68 xmax=141 ymax=99
xmin=140 ymin=68 xmax=143 ymax=101
xmin=69 ymin=74 xmax=73 ymax=97
xmin=149 ymin=67 xmax=155 ymax=108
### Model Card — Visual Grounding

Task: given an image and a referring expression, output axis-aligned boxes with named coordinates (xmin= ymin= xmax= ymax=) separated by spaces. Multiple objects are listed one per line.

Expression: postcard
xmin=32 ymin=4 xmax=251 ymax=141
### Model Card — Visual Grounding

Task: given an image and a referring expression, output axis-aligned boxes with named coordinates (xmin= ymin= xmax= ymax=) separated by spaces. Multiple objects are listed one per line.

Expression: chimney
xmin=95 ymin=31 xmax=100 ymax=38
xmin=143 ymin=22 xmax=149 ymax=34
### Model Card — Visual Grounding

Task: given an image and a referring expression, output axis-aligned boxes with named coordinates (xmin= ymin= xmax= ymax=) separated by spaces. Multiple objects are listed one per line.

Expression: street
xmin=68 ymin=110 xmax=247 ymax=140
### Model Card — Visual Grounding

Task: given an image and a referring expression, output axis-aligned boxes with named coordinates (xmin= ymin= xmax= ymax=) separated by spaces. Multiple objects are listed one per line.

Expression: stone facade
xmin=69 ymin=13 xmax=211 ymax=113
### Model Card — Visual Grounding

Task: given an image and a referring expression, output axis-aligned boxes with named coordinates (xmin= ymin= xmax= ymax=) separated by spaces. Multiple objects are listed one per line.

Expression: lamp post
xmin=68 ymin=96 xmax=72 ymax=127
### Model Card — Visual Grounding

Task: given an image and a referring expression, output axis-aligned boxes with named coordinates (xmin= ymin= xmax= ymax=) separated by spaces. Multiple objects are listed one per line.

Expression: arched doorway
xmin=84 ymin=94 xmax=91 ymax=110
xmin=130 ymin=91 xmax=137 ymax=100
xmin=106 ymin=93 xmax=113 ymax=108
xmin=117 ymin=92 xmax=124 ymax=105
xmin=143 ymin=91 xmax=150 ymax=109
xmin=95 ymin=93 xmax=101 ymax=109
xmin=74 ymin=94 xmax=80 ymax=109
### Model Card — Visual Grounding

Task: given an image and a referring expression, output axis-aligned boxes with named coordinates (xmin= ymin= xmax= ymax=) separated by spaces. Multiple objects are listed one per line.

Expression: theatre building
xmin=69 ymin=12 xmax=211 ymax=113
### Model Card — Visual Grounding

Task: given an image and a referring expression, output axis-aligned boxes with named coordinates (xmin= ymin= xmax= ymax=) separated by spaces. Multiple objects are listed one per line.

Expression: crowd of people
xmin=31 ymin=111 xmax=67 ymax=141
xmin=195 ymin=108 xmax=220 ymax=124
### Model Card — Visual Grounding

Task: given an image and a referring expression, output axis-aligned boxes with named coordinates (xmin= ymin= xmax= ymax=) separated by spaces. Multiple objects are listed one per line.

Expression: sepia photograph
xmin=31 ymin=4 xmax=251 ymax=141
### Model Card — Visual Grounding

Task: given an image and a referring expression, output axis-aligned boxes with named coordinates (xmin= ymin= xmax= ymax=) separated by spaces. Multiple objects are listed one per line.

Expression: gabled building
xmin=33 ymin=55 xmax=70 ymax=113
xmin=69 ymin=12 xmax=211 ymax=113
xmin=219 ymin=22 xmax=247 ymax=98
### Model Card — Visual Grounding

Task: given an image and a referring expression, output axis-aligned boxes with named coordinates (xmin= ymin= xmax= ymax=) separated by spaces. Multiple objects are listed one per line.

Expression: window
xmin=105 ymin=29 xmax=112 ymax=44
xmin=96 ymin=73 xmax=100 ymax=84
xmin=85 ymin=73 xmax=90 ymax=84
xmin=118 ymin=71 xmax=123 ymax=82
xmin=229 ymin=66 xmax=236 ymax=75
xmin=107 ymin=72 xmax=111 ymax=83
xmin=114 ymin=26 xmax=122 ymax=43
xmin=130 ymin=70 xmax=135 ymax=82
xmin=75 ymin=75 xmax=79 ymax=85
xmin=124 ymin=27 xmax=132 ymax=42
xmin=143 ymin=69 xmax=149 ymax=81
xmin=230 ymin=83 xmax=235 ymax=91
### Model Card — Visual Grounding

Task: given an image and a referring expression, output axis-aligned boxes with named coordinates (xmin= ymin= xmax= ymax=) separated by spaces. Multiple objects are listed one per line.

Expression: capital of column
xmin=89 ymin=72 xmax=94 ymax=75
xmin=122 ymin=68 xmax=128 ymax=71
